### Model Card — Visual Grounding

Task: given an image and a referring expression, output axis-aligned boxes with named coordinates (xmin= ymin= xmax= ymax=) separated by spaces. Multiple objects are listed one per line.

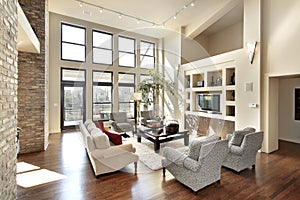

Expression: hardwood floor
xmin=17 ymin=131 xmax=300 ymax=200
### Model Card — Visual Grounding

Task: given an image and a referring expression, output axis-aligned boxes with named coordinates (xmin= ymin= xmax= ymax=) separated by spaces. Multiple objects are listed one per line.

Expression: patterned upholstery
xmin=162 ymin=139 xmax=229 ymax=192
xmin=223 ymin=131 xmax=264 ymax=172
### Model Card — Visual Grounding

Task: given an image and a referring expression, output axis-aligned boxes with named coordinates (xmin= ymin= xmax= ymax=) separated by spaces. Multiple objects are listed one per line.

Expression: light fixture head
xmin=118 ymin=14 xmax=122 ymax=19
xmin=173 ymin=15 xmax=177 ymax=20
xmin=79 ymin=2 xmax=83 ymax=7
xmin=130 ymin=92 xmax=142 ymax=101
xmin=191 ymin=2 xmax=195 ymax=7
xmin=99 ymin=8 xmax=103 ymax=13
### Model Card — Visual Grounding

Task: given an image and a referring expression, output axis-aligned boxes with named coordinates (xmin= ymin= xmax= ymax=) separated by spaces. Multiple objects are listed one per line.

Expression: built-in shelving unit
xmin=184 ymin=64 xmax=236 ymax=121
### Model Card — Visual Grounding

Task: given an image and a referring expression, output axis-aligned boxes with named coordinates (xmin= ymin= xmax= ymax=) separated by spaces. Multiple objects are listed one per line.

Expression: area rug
xmin=123 ymin=136 xmax=189 ymax=171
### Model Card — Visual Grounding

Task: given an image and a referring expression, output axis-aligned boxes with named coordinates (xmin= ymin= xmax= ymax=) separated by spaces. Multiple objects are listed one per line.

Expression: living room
xmin=1 ymin=0 xmax=300 ymax=199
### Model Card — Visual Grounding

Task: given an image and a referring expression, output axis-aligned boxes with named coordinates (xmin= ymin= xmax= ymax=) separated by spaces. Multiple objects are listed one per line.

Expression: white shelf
xmin=225 ymin=85 xmax=235 ymax=90
xmin=226 ymin=101 xmax=236 ymax=106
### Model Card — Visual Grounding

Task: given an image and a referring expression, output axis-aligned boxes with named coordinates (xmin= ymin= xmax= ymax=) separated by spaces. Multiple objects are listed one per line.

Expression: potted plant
xmin=138 ymin=70 xmax=174 ymax=112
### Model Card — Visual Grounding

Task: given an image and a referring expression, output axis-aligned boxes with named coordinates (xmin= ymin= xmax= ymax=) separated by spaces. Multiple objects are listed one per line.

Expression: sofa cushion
xmin=243 ymin=127 xmax=256 ymax=133
xmin=90 ymin=128 xmax=110 ymax=149
xmin=87 ymin=123 xmax=96 ymax=132
xmin=94 ymin=121 xmax=122 ymax=145
xmin=84 ymin=119 xmax=94 ymax=127
xmin=187 ymin=134 xmax=220 ymax=160
xmin=229 ymin=130 xmax=249 ymax=147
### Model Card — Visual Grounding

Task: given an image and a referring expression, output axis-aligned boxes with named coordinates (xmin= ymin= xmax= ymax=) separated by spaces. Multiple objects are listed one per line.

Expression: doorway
xmin=61 ymin=68 xmax=86 ymax=130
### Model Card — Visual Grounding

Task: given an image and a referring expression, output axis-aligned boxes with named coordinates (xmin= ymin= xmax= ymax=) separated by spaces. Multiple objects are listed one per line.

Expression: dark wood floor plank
xmin=17 ymin=131 xmax=300 ymax=200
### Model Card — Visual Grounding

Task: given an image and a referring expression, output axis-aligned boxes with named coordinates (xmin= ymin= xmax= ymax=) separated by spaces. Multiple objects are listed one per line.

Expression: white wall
xmin=279 ymin=78 xmax=300 ymax=143
xmin=262 ymin=0 xmax=300 ymax=152
xmin=208 ymin=22 xmax=243 ymax=56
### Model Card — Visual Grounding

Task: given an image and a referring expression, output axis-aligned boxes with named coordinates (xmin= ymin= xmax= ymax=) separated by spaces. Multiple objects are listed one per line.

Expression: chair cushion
xmin=187 ymin=134 xmax=220 ymax=160
xmin=229 ymin=130 xmax=249 ymax=147
xmin=90 ymin=128 xmax=110 ymax=149
xmin=94 ymin=121 xmax=122 ymax=145
xmin=84 ymin=119 xmax=94 ymax=127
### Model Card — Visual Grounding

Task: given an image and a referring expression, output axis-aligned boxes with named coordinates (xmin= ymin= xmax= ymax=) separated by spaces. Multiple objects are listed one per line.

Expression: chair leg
xmin=134 ymin=162 xmax=137 ymax=173
xmin=252 ymin=164 xmax=255 ymax=169
xmin=217 ymin=180 xmax=221 ymax=184
xmin=163 ymin=167 xmax=166 ymax=177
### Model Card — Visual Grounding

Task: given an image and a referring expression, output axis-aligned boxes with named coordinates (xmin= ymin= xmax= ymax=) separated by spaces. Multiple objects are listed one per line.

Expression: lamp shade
xmin=130 ymin=92 xmax=142 ymax=101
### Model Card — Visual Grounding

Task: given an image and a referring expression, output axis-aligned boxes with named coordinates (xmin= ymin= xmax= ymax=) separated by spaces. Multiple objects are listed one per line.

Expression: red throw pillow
xmin=94 ymin=121 xmax=122 ymax=145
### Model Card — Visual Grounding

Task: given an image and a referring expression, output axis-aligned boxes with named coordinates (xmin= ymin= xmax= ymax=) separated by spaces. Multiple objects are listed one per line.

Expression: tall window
xmin=92 ymin=30 xmax=113 ymax=65
xmin=118 ymin=36 xmax=136 ymax=67
xmin=140 ymin=41 xmax=155 ymax=69
xmin=93 ymin=71 xmax=113 ymax=121
xmin=118 ymin=73 xmax=135 ymax=116
xmin=61 ymin=23 xmax=86 ymax=62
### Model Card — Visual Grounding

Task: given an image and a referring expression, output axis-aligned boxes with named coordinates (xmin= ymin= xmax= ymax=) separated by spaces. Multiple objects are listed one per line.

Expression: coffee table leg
xmin=184 ymin=134 xmax=189 ymax=146
xmin=154 ymin=141 xmax=160 ymax=153
xmin=137 ymin=135 xmax=141 ymax=143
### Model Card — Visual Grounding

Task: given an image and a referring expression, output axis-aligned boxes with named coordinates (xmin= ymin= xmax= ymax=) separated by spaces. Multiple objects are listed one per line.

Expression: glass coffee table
xmin=136 ymin=125 xmax=189 ymax=153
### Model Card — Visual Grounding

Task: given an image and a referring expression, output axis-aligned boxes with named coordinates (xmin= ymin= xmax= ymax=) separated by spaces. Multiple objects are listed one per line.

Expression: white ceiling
xmin=48 ymin=0 xmax=243 ymax=38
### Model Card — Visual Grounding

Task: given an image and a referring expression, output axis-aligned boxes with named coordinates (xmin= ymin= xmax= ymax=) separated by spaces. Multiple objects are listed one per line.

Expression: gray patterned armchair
xmin=223 ymin=129 xmax=264 ymax=172
xmin=161 ymin=135 xmax=229 ymax=193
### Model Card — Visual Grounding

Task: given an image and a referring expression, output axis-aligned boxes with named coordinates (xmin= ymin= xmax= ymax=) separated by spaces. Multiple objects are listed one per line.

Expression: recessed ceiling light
xmin=191 ymin=2 xmax=195 ymax=7
xmin=118 ymin=14 xmax=122 ymax=19
xmin=79 ymin=2 xmax=83 ymax=7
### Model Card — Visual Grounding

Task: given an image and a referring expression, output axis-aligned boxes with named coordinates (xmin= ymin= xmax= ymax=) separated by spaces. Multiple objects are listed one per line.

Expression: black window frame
xmin=118 ymin=73 xmax=136 ymax=113
xmin=92 ymin=30 xmax=113 ymax=66
xmin=92 ymin=70 xmax=113 ymax=121
xmin=118 ymin=35 xmax=136 ymax=68
xmin=61 ymin=22 xmax=86 ymax=62
xmin=140 ymin=40 xmax=155 ymax=69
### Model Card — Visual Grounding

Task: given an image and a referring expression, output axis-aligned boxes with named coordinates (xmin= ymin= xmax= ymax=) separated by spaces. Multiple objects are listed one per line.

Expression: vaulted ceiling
xmin=48 ymin=0 xmax=243 ymax=38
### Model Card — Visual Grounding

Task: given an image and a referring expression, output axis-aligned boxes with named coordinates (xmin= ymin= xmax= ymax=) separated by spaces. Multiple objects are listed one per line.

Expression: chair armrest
xmin=91 ymin=147 xmax=129 ymax=159
xmin=109 ymin=120 xmax=115 ymax=125
xmin=183 ymin=157 xmax=201 ymax=172
xmin=226 ymin=133 xmax=233 ymax=141
xmin=230 ymin=145 xmax=244 ymax=155
xmin=162 ymin=147 xmax=187 ymax=167
xmin=117 ymin=143 xmax=136 ymax=153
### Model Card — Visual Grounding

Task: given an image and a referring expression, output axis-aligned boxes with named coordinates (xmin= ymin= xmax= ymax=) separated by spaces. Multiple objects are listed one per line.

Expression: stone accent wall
xmin=18 ymin=0 xmax=49 ymax=153
xmin=0 ymin=0 xmax=18 ymax=199
xmin=185 ymin=115 xmax=235 ymax=139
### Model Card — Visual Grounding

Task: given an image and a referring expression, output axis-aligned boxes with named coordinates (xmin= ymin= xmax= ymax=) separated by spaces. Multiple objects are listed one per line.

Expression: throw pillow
xmin=243 ymin=127 xmax=256 ymax=133
xmin=229 ymin=130 xmax=250 ymax=147
xmin=187 ymin=134 xmax=220 ymax=160
xmin=94 ymin=121 xmax=122 ymax=145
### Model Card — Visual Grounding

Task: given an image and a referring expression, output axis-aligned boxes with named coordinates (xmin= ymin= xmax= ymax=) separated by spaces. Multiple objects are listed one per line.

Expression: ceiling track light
xmin=75 ymin=0 xmax=197 ymax=27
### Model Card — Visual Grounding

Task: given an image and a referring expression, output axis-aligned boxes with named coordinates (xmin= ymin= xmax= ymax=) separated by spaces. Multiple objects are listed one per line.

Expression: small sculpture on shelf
xmin=230 ymin=72 xmax=235 ymax=85
xmin=216 ymin=77 xmax=222 ymax=86
xmin=211 ymin=76 xmax=214 ymax=86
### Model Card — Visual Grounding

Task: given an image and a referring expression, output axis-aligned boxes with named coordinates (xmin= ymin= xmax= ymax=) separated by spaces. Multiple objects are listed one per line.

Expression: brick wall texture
xmin=18 ymin=0 xmax=49 ymax=153
xmin=0 ymin=0 xmax=18 ymax=199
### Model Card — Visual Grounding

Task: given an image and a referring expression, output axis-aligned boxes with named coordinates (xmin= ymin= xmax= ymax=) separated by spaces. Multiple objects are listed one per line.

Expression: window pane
xmin=93 ymin=31 xmax=112 ymax=49
xmin=119 ymin=37 xmax=135 ymax=53
xmin=62 ymin=24 xmax=85 ymax=45
xmin=118 ymin=86 xmax=134 ymax=102
xmin=119 ymin=52 xmax=135 ymax=67
xmin=93 ymin=103 xmax=112 ymax=121
xmin=119 ymin=73 xmax=135 ymax=84
xmin=140 ymin=41 xmax=154 ymax=56
xmin=140 ymin=74 xmax=150 ymax=82
xmin=93 ymin=86 xmax=112 ymax=102
xmin=93 ymin=48 xmax=112 ymax=65
xmin=62 ymin=69 xmax=85 ymax=81
xmin=119 ymin=102 xmax=134 ymax=115
xmin=62 ymin=43 xmax=85 ymax=62
xmin=93 ymin=72 xmax=112 ymax=83
xmin=140 ymin=56 xmax=155 ymax=69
